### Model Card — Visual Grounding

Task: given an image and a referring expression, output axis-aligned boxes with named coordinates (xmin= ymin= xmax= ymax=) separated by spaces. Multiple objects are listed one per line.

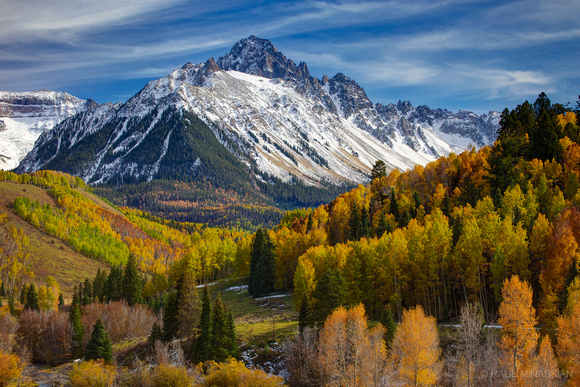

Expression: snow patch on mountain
xmin=0 ymin=90 xmax=87 ymax=170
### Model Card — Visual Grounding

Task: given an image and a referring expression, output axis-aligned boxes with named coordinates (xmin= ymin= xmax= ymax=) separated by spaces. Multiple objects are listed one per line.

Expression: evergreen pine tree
xmin=225 ymin=311 xmax=238 ymax=359
xmin=148 ymin=321 xmax=163 ymax=342
xmin=313 ymin=268 xmax=346 ymax=324
xmin=249 ymin=229 xmax=276 ymax=297
xmin=162 ymin=289 xmax=180 ymax=341
xmin=389 ymin=189 xmax=399 ymax=224
xmin=299 ymin=295 xmax=313 ymax=332
xmin=376 ymin=211 xmax=388 ymax=239
xmin=83 ymin=278 xmax=92 ymax=305
xmin=70 ymin=291 xmax=84 ymax=358
xmin=0 ymin=297 xmax=2 ymax=308
xmin=25 ymin=283 xmax=39 ymax=311
xmin=360 ymin=204 xmax=370 ymax=238
xmin=248 ymin=229 xmax=264 ymax=297
xmin=348 ymin=201 xmax=361 ymax=241
xmin=196 ymin=284 xmax=212 ymax=362
xmin=210 ymin=294 xmax=231 ymax=362
xmin=371 ymin=159 xmax=387 ymax=181
xmin=306 ymin=214 xmax=314 ymax=232
xmin=261 ymin=232 xmax=276 ymax=295
xmin=58 ymin=293 xmax=65 ymax=308
xmin=19 ymin=284 xmax=27 ymax=305
xmin=78 ymin=282 xmax=85 ymax=306
xmin=380 ymin=307 xmax=397 ymax=348
xmin=104 ymin=266 xmax=123 ymax=301
xmin=85 ymin=319 xmax=113 ymax=364
xmin=122 ymin=255 xmax=142 ymax=306
xmin=92 ymin=268 xmax=107 ymax=302
xmin=0 ymin=280 xmax=5 ymax=296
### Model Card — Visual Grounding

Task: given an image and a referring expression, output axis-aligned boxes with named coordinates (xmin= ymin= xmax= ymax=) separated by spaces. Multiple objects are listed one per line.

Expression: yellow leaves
xmin=68 ymin=360 xmax=117 ymax=387
xmin=318 ymin=303 xmax=389 ymax=386
xmin=498 ymin=276 xmax=538 ymax=376
xmin=558 ymin=112 xmax=577 ymax=128
xmin=557 ymin=297 xmax=580 ymax=385
xmin=200 ymin=358 xmax=284 ymax=387
xmin=0 ymin=350 xmax=23 ymax=386
xmin=391 ymin=305 xmax=441 ymax=386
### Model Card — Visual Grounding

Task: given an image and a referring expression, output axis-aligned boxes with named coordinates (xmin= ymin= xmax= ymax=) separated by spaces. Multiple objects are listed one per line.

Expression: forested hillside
xmin=261 ymin=93 xmax=580 ymax=330
xmin=0 ymin=170 xmax=254 ymax=297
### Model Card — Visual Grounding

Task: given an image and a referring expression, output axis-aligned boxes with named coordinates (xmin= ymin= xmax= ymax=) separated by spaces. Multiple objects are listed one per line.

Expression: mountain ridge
xmin=12 ymin=36 xmax=500 ymax=225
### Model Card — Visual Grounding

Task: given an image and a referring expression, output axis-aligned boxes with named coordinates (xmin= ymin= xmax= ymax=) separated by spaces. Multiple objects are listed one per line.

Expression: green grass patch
xmin=206 ymin=278 xmax=299 ymax=344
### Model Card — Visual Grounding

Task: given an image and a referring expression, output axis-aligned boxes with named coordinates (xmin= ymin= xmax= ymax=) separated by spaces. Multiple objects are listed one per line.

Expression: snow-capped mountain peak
xmin=16 ymin=36 xmax=499 ymax=191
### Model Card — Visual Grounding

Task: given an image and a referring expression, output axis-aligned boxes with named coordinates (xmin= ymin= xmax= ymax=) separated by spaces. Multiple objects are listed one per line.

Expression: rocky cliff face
xmin=17 ymin=36 xmax=500 ymax=189
xmin=0 ymin=90 xmax=88 ymax=170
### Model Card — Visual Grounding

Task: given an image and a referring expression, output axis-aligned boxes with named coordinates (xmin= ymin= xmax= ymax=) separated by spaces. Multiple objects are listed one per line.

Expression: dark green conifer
xmin=380 ymin=307 xmax=396 ymax=348
xmin=313 ymin=268 xmax=346 ymax=324
xmin=0 ymin=280 xmax=5 ymax=296
xmin=25 ymin=283 xmax=39 ymax=311
xmin=389 ymin=189 xmax=399 ymax=223
xmin=249 ymin=229 xmax=276 ymax=297
xmin=83 ymin=278 xmax=92 ymax=305
xmin=299 ymin=295 xmax=313 ymax=332
xmin=162 ymin=289 xmax=179 ymax=341
xmin=360 ymin=204 xmax=370 ymax=238
xmin=85 ymin=319 xmax=113 ymax=364
xmin=148 ymin=321 xmax=163 ymax=342
xmin=210 ymin=294 xmax=230 ymax=362
xmin=92 ymin=268 xmax=107 ymax=302
xmin=248 ymin=229 xmax=264 ymax=297
xmin=376 ymin=211 xmax=388 ymax=239
xmin=70 ymin=291 xmax=84 ymax=358
xmin=225 ymin=311 xmax=237 ymax=359
xmin=371 ymin=160 xmax=387 ymax=181
xmin=122 ymin=255 xmax=142 ymax=306
xmin=19 ymin=284 xmax=28 ymax=305
xmin=348 ymin=201 xmax=361 ymax=241
xmin=58 ymin=293 xmax=65 ymax=307
xmin=196 ymin=284 xmax=212 ymax=362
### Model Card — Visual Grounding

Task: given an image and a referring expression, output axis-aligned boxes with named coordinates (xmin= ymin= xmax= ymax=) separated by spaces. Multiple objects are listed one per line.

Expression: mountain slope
xmin=0 ymin=90 xmax=89 ymax=170
xmin=16 ymin=36 xmax=499 ymax=225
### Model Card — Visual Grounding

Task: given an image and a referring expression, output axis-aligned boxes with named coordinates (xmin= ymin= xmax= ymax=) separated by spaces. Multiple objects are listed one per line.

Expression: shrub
xmin=152 ymin=363 xmax=191 ymax=387
xmin=15 ymin=309 xmax=71 ymax=365
xmin=0 ymin=351 xmax=23 ymax=387
xmin=69 ymin=360 xmax=117 ymax=387
xmin=201 ymin=358 xmax=284 ymax=386
xmin=82 ymin=300 xmax=157 ymax=345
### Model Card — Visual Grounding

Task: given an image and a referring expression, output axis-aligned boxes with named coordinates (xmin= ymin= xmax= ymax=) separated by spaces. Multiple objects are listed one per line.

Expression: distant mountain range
xmin=13 ymin=36 xmax=499 ymax=185
xmin=3 ymin=36 xmax=500 ymax=225
xmin=0 ymin=90 xmax=89 ymax=170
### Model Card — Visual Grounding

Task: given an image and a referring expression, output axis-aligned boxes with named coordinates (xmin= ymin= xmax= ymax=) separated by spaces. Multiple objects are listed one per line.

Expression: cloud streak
xmin=0 ymin=0 xmax=577 ymax=113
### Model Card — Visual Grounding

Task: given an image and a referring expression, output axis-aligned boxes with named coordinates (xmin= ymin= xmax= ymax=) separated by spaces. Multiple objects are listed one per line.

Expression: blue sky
xmin=0 ymin=0 xmax=578 ymax=114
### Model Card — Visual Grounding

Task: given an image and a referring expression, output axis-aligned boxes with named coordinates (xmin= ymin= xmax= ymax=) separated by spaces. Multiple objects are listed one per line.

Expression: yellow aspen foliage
xmin=201 ymin=358 xmax=284 ymax=386
xmin=557 ymin=298 xmax=580 ymax=385
xmin=293 ymin=257 xmax=316 ymax=311
xmin=0 ymin=351 xmax=23 ymax=386
xmin=557 ymin=112 xmax=577 ymax=128
xmin=391 ymin=305 xmax=441 ymax=386
xmin=329 ymin=197 xmax=350 ymax=245
xmin=318 ymin=303 xmax=388 ymax=386
xmin=530 ymin=335 xmax=560 ymax=387
xmin=498 ymin=276 xmax=538 ymax=382
xmin=68 ymin=360 xmax=117 ymax=387
xmin=540 ymin=214 xmax=579 ymax=330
